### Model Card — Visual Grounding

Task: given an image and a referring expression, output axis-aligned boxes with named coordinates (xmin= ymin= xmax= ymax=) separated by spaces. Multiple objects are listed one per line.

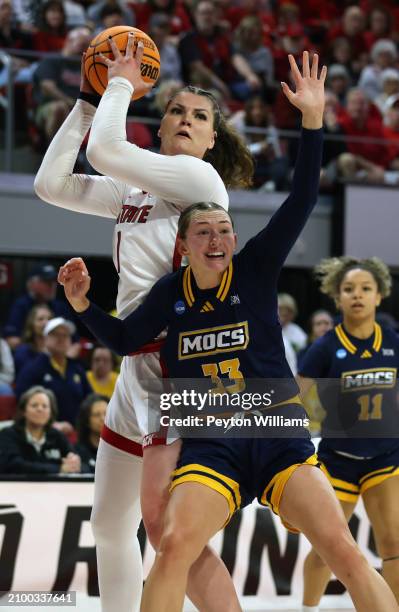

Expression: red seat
xmin=0 ymin=395 xmax=17 ymax=420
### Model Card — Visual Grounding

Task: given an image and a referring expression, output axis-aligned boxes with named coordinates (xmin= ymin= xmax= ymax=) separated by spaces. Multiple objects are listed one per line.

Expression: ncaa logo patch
xmin=174 ymin=300 xmax=186 ymax=315
xmin=336 ymin=348 xmax=347 ymax=359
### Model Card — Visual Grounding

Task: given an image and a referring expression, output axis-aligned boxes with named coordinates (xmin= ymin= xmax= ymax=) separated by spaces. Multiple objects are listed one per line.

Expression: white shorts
xmin=102 ymin=351 xmax=175 ymax=456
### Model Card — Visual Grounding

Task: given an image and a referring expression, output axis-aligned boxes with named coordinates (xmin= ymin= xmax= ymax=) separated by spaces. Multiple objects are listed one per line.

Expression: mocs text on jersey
xmin=342 ymin=367 xmax=397 ymax=392
xmin=178 ymin=322 xmax=249 ymax=360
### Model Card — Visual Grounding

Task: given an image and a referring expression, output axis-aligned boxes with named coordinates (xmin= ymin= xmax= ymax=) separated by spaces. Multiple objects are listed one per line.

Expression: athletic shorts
xmin=318 ymin=445 xmax=399 ymax=504
xmin=170 ymin=430 xmax=317 ymax=533
xmin=101 ymin=349 xmax=176 ymax=456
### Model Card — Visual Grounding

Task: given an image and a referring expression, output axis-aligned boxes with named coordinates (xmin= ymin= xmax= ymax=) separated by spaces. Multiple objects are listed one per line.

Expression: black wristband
xmin=78 ymin=91 xmax=101 ymax=107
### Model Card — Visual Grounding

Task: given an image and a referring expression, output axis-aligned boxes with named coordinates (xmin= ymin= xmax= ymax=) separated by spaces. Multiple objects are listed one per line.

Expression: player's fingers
xmin=302 ymin=50 xmax=310 ymax=78
xmin=107 ymin=35 xmax=121 ymax=60
xmin=135 ymin=40 xmax=144 ymax=65
xmin=126 ymin=32 xmax=134 ymax=59
xmin=311 ymin=53 xmax=319 ymax=79
xmin=98 ymin=52 xmax=112 ymax=66
xmin=320 ymin=64 xmax=328 ymax=83
xmin=288 ymin=54 xmax=302 ymax=84
xmin=281 ymin=81 xmax=295 ymax=104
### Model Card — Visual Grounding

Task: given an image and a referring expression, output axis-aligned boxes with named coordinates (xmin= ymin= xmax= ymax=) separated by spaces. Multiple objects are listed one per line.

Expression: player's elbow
xmin=33 ymin=171 xmax=51 ymax=203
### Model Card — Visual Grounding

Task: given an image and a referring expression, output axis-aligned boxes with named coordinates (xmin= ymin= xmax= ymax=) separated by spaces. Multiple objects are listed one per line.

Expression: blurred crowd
xmin=2 ymin=0 xmax=399 ymax=189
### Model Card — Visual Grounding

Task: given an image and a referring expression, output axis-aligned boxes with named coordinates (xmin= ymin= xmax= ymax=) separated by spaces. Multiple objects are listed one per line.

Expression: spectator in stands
xmin=375 ymin=68 xmax=399 ymax=115
xmin=16 ymin=317 xmax=92 ymax=431
xmin=364 ymin=6 xmax=394 ymax=52
xmin=4 ymin=263 xmax=76 ymax=351
xmin=0 ymin=386 xmax=81 ymax=474
xmin=297 ymin=309 xmax=334 ymax=369
xmin=327 ymin=6 xmax=367 ymax=58
xmin=87 ymin=0 xmax=135 ymax=29
xmin=383 ymin=94 xmax=399 ymax=174
xmin=0 ymin=0 xmax=34 ymax=87
xmin=148 ymin=13 xmax=182 ymax=82
xmin=92 ymin=2 xmax=124 ymax=34
xmin=326 ymin=63 xmax=351 ymax=105
xmin=75 ymin=392 xmax=107 ymax=473
xmin=32 ymin=26 xmax=92 ymax=144
xmin=131 ymin=0 xmax=192 ymax=37
xmin=86 ymin=345 xmax=118 ymax=399
xmin=273 ymin=23 xmax=311 ymax=84
xmin=218 ymin=0 xmax=275 ymax=35
xmin=278 ymin=293 xmax=307 ymax=353
xmin=178 ymin=0 xmax=262 ymax=100
xmin=228 ymin=95 xmax=288 ymax=190
xmin=0 ymin=335 xmax=14 ymax=395
xmin=33 ymin=0 xmax=67 ymax=53
xmin=13 ymin=304 xmax=53 ymax=374
xmin=339 ymin=88 xmax=391 ymax=169
xmin=328 ymin=37 xmax=359 ymax=82
xmin=233 ymin=15 xmax=275 ymax=101
xmin=359 ymin=39 xmax=398 ymax=102
xmin=320 ymin=90 xmax=348 ymax=189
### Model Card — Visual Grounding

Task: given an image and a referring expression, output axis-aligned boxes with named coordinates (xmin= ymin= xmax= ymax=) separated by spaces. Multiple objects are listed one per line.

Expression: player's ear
xmin=177 ymin=236 xmax=189 ymax=256
xmin=376 ymin=293 xmax=382 ymax=307
xmin=233 ymin=233 xmax=238 ymax=251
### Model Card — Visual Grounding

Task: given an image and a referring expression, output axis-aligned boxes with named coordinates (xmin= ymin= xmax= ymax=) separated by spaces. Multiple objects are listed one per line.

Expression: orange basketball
xmin=84 ymin=26 xmax=160 ymax=100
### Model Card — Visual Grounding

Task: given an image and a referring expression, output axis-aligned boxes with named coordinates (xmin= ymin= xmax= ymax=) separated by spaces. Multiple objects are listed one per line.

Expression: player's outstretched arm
xmin=59 ymin=258 xmax=168 ymax=355
xmin=34 ymin=56 xmax=127 ymax=219
xmin=243 ymin=52 xmax=325 ymax=278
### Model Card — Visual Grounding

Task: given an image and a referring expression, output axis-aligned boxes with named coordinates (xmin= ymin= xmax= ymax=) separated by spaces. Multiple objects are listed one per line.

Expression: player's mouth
xmin=351 ymin=302 xmax=364 ymax=310
xmin=206 ymin=251 xmax=225 ymax=259
xmin=176 ymin=130 xmax=191 ymax=139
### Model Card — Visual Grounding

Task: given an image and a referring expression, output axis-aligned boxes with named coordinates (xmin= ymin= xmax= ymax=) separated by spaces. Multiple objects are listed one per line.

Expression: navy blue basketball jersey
xmin=299 ymin=323 xmax=399 ymax=457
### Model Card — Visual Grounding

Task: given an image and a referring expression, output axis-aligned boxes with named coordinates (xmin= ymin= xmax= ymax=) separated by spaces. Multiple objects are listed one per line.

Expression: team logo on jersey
xmin=383 ymin=348 xmax=395 ymax=356
xmin=230 ymin=294 xmax=240 ymax=305
xmin=178 ymin=321 xmax=249 ymax=360
xmin=341 ymin=367 xmax=397 ymax=392
xmin=360 ymin=350 xmax=372 ymax=358
xmin=174 ymin=301 xmax=186 ymax=315
xmin=336 ymin=348 xmax=347 ymax=359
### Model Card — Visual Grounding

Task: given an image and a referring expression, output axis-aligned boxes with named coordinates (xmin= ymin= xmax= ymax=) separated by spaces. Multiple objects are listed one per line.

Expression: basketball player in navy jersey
xmin=298 ymin=256 xmax=399 ymax=612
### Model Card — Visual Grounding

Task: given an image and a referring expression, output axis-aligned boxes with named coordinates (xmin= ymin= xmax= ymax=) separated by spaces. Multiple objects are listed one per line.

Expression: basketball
xmin=84 ymin=26 xmax=160 ymax=100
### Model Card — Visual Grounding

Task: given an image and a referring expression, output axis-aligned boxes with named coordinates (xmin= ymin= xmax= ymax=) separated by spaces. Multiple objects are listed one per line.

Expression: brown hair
xmin=165 ymin=85 xmax=254 ymax=188
xmin=16 ymin=385 xmax=58 ymax=430
xmin=22 ymin=304 xmax=53 ymax=345
xmin=76 ymin=393 xmax=109 ymax=445
xmin=315 ymin=256 xmax=392 ymax=301
xmin=178 ymin=202 xmax=234 ymax=239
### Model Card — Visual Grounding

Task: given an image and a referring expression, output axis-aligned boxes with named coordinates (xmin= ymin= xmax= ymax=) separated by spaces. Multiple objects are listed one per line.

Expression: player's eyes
xmin=170 ymin=107 xmax=182 ymax=114
xmin=196 ymin=113 xmax=207 ymax=120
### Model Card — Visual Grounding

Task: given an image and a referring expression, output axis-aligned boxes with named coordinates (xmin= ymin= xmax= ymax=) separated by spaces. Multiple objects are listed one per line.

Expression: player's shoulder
xmin=380 ymin=325 xmax=399 ymax=348
xmin=308 ymin=329 xmax=337 ymax=354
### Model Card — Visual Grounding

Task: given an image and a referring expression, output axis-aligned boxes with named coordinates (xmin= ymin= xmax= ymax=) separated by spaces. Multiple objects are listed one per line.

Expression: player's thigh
xmin=362 ymin=474 xmax=399 ymax=556
xmin=161 ymin=481 xmax=230 ymax=561
xmin=279 ymin=464 xmax=354 ymax=557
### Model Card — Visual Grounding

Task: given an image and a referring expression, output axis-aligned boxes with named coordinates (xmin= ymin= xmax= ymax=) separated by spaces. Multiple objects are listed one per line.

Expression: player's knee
xmin=158 ymin=524 xmax=203 ymax=568
xmin=143 ymin=512 xmax=164 ymax=550
xmin=376 ymin=529 xmax=399 ymax=559
xmin=324 ymin=529 xmax=368 ymax=581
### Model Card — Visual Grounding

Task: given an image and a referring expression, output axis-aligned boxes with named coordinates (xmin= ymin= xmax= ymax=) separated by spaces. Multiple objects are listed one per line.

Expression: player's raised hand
xmin=58 ymin=257 xmax=91 ymax=313
xmin=281 ymin=51 xmax=326 ymax=129
xmin=99 ymin=33 xmax=153 ymax=98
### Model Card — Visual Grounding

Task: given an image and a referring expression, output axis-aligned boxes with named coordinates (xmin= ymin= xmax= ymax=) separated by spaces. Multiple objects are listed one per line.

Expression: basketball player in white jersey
xmin=34 ymin=35 xmax=253 ymax=612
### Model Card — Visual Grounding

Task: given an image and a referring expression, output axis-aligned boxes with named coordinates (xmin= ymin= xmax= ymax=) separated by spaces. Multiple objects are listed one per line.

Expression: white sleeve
xmin=34 ymin=99 xmax=127 ymax=219
xmin=87 ymin=77 xmax=229 ymax=211
xmin=0 ymin=340 xmax=14 ymax=385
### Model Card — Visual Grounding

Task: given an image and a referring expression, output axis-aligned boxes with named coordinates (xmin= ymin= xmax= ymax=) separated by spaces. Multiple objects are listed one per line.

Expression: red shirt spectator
xmin=33 ymin=0 xmax=67 ymax=53
xmin=131 ymin=0 xmax=192 ymax=36
xmin=339 ymin=88 xmax=391 ymax=167
xmin=327 ymin=6 xmax=368 ymax=57
xmin=363 ymin=6 xmax=395 ymax=52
